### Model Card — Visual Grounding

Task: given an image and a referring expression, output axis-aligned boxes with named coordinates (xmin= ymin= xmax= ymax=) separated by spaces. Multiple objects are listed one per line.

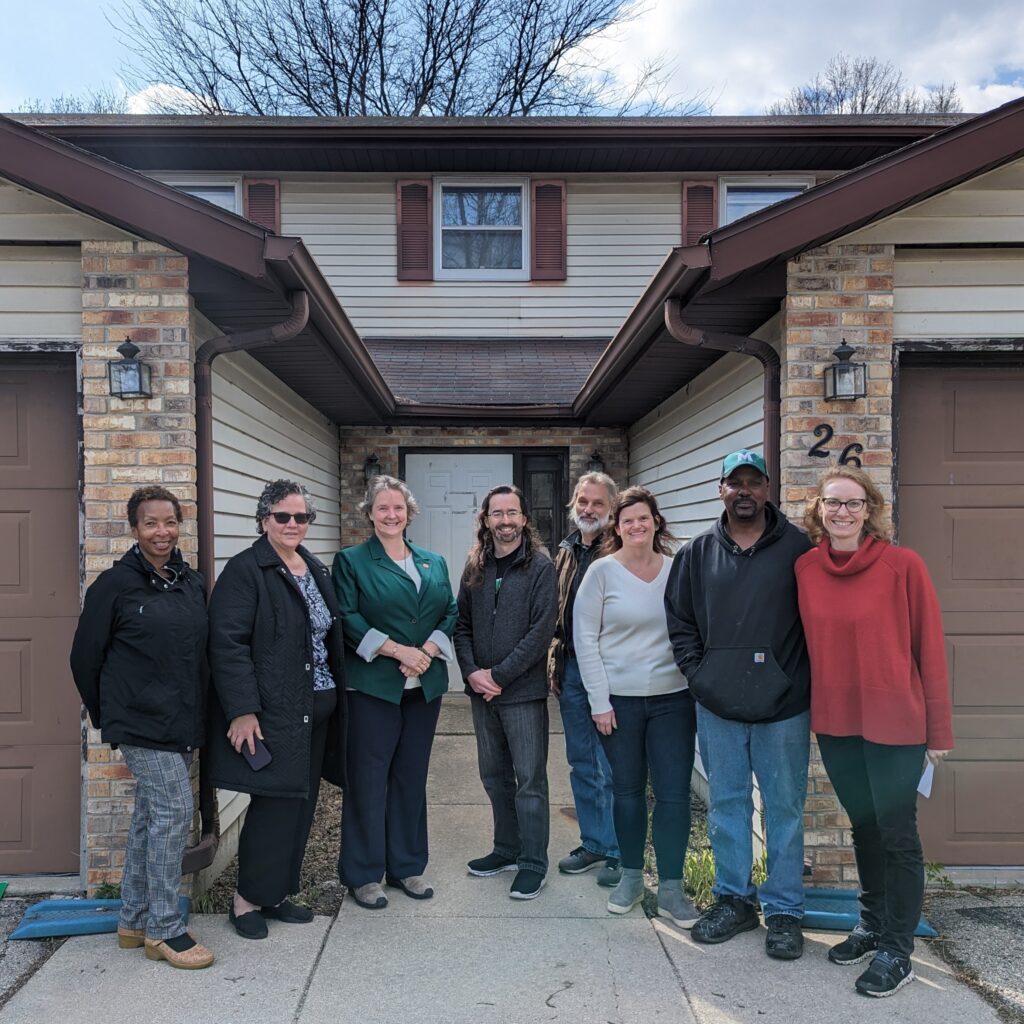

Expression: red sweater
xmin=795 ymin=536 xmax=954 ymax=749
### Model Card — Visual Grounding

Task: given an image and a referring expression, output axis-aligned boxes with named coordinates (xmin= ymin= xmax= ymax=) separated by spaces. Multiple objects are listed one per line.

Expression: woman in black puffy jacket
xmin=70 ymin=485 xmax=213 ymax=970
xmin=207 ymin=479 xmax=347 ymax=940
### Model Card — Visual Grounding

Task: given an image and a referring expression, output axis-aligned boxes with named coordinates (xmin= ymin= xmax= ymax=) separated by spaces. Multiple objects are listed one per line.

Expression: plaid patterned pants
xmin=119 ymin=746 xmax=193 ymax=940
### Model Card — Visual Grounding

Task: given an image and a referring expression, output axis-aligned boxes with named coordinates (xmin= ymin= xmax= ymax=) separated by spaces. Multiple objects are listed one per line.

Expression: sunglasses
xmin=268 ymin=511 xmax=315 ymax=525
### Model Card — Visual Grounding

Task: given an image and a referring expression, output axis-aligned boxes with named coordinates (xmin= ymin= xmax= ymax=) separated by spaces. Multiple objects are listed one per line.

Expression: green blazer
xmin=332 ymin=535 xmax=458 ymax=704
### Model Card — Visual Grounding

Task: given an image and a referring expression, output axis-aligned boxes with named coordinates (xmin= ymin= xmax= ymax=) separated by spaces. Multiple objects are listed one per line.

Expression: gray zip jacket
xmin=455 ymin=540 xmax=557 ymax=703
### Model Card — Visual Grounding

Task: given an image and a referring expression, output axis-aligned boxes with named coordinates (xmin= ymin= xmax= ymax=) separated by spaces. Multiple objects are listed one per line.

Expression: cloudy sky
xmin=1 ymin=0 xmax=1022 ymax=115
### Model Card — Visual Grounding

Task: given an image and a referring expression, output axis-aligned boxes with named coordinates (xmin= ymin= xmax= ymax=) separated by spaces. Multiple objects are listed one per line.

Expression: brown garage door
xmin=899 ymin=365 xmax=1024 ymax=865
xmin=0 ymin=356 xmax=81 ymax=874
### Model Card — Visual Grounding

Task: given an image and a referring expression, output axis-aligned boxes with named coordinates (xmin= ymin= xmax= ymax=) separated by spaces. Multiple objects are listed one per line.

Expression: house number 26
xmin=807 ymin=423 xmax=864 ymax=467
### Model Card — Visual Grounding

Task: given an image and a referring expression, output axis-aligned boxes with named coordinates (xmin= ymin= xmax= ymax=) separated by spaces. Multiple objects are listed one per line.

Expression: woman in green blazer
xmin=332 ymin=475 xmax=458 ymax=910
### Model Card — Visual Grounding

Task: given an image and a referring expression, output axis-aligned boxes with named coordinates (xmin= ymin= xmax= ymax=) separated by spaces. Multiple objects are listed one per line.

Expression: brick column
xmin=780 ymin=241 xmax=896 ymax=885
xmin=79 ymin=239 xmax=199 ymax=892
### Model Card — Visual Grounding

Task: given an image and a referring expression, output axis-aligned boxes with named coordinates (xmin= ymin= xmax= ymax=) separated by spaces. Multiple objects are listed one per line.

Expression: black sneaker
xmin=467 ymin=852 xmax=518 ymax=877
xmin=765 ymin=914 xmax=804 ymax=960
xmin=597 ymin=859 xmax=622 ymax=888
xmin=558 ymin=846 xmax=607 ymax=874
xmin=828 ymin=926 xmax=880 ymax=965
xmin=855 ymin=951 xmax=914 ymax=997
xmin=509 ymin=869 xmax=546 ymax=900
xmin=691 ymin=897 xmax=760 ymax=944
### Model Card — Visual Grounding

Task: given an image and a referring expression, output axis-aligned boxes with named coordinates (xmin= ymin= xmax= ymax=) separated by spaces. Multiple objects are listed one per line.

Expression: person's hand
xmin=392 ymin=643 xmax=431 ymax=676
xmin=926 ymin=748 xmax=951 ymax=766
xmin=592 ymin=709 xmax=616 ymax=736
xmin=468 ymin=668 xmax=502 ymax=701
xmin=228 ymin=713 xmax=263 ymax=755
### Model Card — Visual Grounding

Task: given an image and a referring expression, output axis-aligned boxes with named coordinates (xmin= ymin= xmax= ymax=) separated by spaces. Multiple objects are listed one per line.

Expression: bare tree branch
xmin=105 ymin=0 xmax=707 ymax=116
xmin=767 ymin=53 xmax=962 ymax=116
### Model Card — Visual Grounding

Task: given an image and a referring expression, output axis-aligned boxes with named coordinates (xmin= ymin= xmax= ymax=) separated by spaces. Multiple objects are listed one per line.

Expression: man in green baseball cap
xmin=666 ymin=445 xmax=812 ymax=961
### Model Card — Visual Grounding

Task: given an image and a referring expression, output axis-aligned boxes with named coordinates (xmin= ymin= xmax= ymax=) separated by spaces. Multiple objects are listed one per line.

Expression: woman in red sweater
xmin=795 ymin=466 xmax=953 ymax=998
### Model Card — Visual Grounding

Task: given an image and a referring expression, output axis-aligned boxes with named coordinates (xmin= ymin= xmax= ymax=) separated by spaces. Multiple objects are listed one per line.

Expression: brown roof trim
xmin=704 ymin=94 xmax=1024 ymax=283
xmin=573 ymin=245 xmax=710 ymax=419
xmin=0 ymin=114 xmax=270 ymax=282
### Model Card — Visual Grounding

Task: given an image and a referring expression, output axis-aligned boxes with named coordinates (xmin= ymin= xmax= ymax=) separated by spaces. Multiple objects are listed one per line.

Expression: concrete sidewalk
xmin=1 ymin=699 xmax=1002 ymax=1024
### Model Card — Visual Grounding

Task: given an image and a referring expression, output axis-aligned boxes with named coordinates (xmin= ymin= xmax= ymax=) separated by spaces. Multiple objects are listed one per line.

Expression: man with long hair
xmin=548 ymin=472 xmax=622 ymax=887
xmin=455 ymin=485 xmax=557 ymax=900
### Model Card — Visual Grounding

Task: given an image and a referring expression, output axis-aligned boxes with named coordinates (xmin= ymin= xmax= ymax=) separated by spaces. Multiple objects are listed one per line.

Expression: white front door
xmin=404 ymin=452 xmax=515 ymax=690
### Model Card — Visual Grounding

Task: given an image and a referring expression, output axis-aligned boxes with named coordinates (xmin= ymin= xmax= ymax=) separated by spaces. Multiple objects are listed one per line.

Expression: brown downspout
xmin=664 ymin=297 xmax=781 ymax=505
xmin=182 ymin=289 xmax=310 ymax=876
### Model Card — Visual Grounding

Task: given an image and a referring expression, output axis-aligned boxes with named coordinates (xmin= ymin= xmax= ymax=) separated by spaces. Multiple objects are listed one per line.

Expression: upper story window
xmin=719 ymin=177 xmax=814 ymax=226
xmin=160 ymin=177 xmax=243 ymax=215
xmin=434 ymin=179 xmax=530 ymax=281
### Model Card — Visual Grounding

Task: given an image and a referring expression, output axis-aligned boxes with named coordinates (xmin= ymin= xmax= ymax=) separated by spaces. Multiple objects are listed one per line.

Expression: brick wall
xmin=338 ymin=425 xmax=628 ymax=543
xmin=781 ymin=241 xmax=896 ymax=885
xmin=79 ymin=239 xmax=200 ymax=892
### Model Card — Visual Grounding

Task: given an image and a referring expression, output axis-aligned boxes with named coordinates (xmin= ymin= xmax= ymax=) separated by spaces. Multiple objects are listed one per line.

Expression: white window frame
xmin=433 ymin=177 xmax=530 ymax=282
xmin=157 ymin=174 xmax=243 ymax=215
xmin=718 ymin=175 xmax=815 ymax=226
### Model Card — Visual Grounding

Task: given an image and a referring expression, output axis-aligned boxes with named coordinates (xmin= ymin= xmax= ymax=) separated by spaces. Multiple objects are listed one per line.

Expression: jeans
xmin=471 ymin=695 xmax=550 ymax=875
xmin=817 ymin=734 xmax=926 ymax=959
xmin=697 ymin=705 xmax=810 ymax=918
xmin=119 ymin=746 xmax=193 ymax=940
xmin=599 ymin=689 xmax=696 ymax=877
xmin=558 ymin=657 xmax=619 ymax=859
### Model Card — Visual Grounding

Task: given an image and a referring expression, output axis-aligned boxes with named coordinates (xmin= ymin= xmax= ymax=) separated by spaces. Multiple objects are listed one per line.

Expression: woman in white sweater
xmin=573 ymin=486 xmax=696 ymax=926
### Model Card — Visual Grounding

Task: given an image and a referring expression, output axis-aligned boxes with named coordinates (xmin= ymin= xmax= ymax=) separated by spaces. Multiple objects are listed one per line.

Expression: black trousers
xmin=339 ymin=687 xmax=441 ymax=888
xmin=817 ymin=734 xmax=926 ymax=959
xmin=237 ymin=688 xmax=337 ymax=907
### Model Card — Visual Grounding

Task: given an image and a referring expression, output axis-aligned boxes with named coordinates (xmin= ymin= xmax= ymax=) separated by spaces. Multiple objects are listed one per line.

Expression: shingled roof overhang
xmin=18 ymin=113 xmax=965 ymax=175
xmin=576 ymin=95 xmax=1024 ymax=426
xmin=0 ymin=113 xmax=395 ymax=424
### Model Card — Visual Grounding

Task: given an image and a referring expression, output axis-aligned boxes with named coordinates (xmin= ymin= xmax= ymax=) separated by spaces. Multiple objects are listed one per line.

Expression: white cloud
xmin=593 ymin=0 xmax=1024 ymax=114
xmin=127 ymin=83 xmax=209 ymax=114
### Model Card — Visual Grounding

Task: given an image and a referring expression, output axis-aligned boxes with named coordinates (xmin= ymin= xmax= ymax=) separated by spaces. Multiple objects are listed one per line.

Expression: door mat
xmin=10 ymin=897 xmax=190 ymax=940
xmin=804 ymin=887 xmax=937 ymax=937
xmin=0 ymin=882 xmax=7 ymax=900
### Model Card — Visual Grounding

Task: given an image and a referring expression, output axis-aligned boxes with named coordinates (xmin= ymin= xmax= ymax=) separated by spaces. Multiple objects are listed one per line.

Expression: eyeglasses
xmin=487 ymin=509 xmax=523 ymax=520
xmin=820 ymin=498 xmax=867 ymax=513
xmin=269 ymin=511 xmax=315 ymax=525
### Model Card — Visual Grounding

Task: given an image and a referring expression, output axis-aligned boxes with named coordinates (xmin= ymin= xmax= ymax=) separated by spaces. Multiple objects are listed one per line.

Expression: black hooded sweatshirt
xmin=664 ymin=504 xmax=812 ymax=724
xmin=70 ymin=545 xmax=208 ymax=751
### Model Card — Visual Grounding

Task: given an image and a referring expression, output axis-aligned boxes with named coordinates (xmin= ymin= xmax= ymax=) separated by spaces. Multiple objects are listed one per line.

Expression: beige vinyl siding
xmin=843 ymin=156 xmax=1024 ymax=246
xmin=280 ymin=174 xmax=681 ymax=338
xmin=0 ymin=176 xmax=129 ymax=242
xmin=892 ymin=248 xmax=1024 ymax=337
xmin=0 ymin=245 xmax=81 ymax=338
xmin=628 ymin=315 xmax=780 ymax=543
xmin=212 ymin=350 xmax=342 ymax=577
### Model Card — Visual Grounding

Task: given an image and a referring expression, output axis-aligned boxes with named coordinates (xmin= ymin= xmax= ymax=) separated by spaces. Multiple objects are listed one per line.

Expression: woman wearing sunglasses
xmin=795 ymin=466 xmax=953 ymax=998
xmin=207 ymin=479 xmax=347 ymax=939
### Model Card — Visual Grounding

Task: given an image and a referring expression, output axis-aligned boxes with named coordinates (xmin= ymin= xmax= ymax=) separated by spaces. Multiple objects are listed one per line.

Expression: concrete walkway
xmin=1 ymin=698 xmax=1002 ymax=1024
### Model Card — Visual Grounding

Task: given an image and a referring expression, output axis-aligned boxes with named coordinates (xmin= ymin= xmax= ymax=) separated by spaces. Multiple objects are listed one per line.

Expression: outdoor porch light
xmin=586 ymin=451 xmax=606 ymax=473
xmin=824 ymin=340 xmax=867 ymax=401
xmin=107 ymin=338 xmax=152 ymax=399
xmin=363 ymin=453 xmax=381 ymax=483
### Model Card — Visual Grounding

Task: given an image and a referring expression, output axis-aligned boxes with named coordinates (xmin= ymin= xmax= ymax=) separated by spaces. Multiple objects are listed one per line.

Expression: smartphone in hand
xmin=242 ymin=737 xmax=272 ymax=771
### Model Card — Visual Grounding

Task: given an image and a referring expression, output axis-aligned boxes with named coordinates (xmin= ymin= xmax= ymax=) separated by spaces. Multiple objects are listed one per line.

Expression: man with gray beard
xmin=548 ymin=472 xmax=621 ymax=887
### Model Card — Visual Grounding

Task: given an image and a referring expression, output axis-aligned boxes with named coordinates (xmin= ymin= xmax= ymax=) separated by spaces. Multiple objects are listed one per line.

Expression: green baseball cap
xmin=721 ymin=449 xmax=768 ymax=480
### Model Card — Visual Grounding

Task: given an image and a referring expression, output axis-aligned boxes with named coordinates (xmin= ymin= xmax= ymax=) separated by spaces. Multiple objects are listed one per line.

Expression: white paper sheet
xmin=917 ymin=759 xmax=935 ymax=798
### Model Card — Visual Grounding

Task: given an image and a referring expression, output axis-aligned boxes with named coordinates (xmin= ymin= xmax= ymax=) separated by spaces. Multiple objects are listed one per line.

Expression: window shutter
xmin=531 ymin=180 xmax=566 ymax=281
xmin=243 ymin=178 xmax=280 ymax=233
xmin=682 ymin=181 xmax=717 ymax=245
xmin=397 ymin=179 xmax=433 ymax=281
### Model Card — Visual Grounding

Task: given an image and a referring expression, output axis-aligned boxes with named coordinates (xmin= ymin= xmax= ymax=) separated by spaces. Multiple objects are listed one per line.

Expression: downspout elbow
xmin=663 ymin=297 xmax=781 ymax=505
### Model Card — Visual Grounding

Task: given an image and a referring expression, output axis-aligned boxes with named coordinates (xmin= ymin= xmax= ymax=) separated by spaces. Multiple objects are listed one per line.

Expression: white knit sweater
xmin=572 ymin=555 xmax=687 ymax=715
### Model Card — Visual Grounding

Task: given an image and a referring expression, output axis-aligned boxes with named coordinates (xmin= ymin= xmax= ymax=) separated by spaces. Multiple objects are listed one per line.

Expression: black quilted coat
xmin=206 ymin=534 xmax=347 ymax=798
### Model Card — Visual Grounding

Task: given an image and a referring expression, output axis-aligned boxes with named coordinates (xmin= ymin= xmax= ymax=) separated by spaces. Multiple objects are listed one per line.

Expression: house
xmin=0 ymin=100 xmax=1020 ymax=892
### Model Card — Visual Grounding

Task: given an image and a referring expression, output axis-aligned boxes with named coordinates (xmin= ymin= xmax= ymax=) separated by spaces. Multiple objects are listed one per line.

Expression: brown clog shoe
xmin=117 ymin=926 xmax=145 ymax=949
xmin=144 ymin=935 xmax=215 ymax=970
